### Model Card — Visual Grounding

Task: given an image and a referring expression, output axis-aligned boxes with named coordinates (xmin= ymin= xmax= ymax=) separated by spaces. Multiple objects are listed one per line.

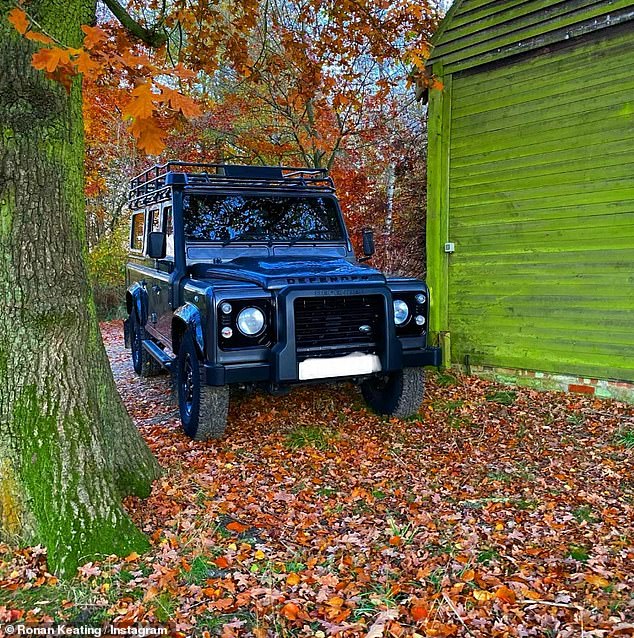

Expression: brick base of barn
xmin=459 ymin=366 xmax=634 ymax=404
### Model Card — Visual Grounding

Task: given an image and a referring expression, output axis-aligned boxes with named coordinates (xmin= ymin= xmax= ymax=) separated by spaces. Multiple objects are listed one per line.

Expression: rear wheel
xmin=129 ymin=311 xmax=162 ymax=377
xmin=177 ymin=329 xmax=229 ymax=440
xmin=360 ymin=367 xmax=425 ymax=418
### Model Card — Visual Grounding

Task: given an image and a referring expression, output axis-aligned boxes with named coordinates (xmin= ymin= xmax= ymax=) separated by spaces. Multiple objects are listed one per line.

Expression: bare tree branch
xmin=101 ymin=0 xmax=168 ymax=47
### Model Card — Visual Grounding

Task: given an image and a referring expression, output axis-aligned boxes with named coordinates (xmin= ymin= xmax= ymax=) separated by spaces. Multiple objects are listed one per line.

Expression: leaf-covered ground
xmin=2 ymin=321 xmax=634 ymax=637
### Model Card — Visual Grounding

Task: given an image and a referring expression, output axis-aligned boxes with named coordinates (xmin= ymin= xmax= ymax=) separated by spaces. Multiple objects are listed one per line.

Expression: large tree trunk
xmin=0 ymin=1 xmax=161 ymax=577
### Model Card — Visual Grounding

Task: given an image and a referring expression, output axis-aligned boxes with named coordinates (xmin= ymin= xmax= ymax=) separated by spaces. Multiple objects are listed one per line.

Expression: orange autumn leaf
xmin=160 ymin=87 xmax=202 ymax=118
xmin=409 ymin=53 xmax=426 ymax=71
xmin=226 ymin=521 xmax=249 ymax=533
xmin=424 ymin=621 xmax=458 ymax=637
xmin=81 ymin=24 xmax=107 ymax=49
xmin=523 ymin=589 xmax=542 ymax=600
xmin=8 ymin=8 xmax=29 ymax=35
xmin=411 ymin=604 xmax=428 ymax=621
xmin=171 ymin=62 xmax=197 ymax=80
xmin=32 ymin=47 xmax=71 ymax=74
xmin=75 ymin=51 xmax=100 ymax=76
xmin=214 ymin=556 xmax=229 ymax=569
xmin=461 ymin=569 xmax=475 ymax=582
xmin=121 ymin=51 xmax=153 ymax=68
xmin=473 ymin=589 xmax=495 ymax=602
xmin=330 ymin=608 xmax=352 ymax=623
xmin=389 ymin=535 xmax=402 ymax=546
xmin=585 ymin=574 xmax=610 ymax=588
xmin=143 ymin=585 xmax=159 ymax=602
xmin=123 ymin=83 xmax=156 ymax=120
xmin=25 ymin=31 xmax=55 ymax=45
xmin=210 ymin=598 xmax=234 ymax=610
xmin=280 ymin=602 xmax=300 ymax=620
xmin=286 ymin=572 xmax=301 ymax=586
xmin=326 ymin=595 xmax=345 ymax=608
xmin=495 ymin=586 xmax=517 ymax=604
xmin=129 ymin=117 xmax=166 ymax=155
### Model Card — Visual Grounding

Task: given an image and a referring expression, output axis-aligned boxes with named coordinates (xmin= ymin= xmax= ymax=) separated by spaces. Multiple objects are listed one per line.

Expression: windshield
xmin=183 ymin=194 xmax=344 ymax=243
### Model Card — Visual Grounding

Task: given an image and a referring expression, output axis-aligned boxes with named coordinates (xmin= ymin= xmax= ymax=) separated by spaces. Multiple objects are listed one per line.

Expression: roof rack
xmin=128 ymin=161 xmax=335 ymax=210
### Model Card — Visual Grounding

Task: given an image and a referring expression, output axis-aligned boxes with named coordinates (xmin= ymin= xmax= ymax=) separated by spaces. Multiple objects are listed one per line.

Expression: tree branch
xmin=101 ymin=0 xmax=168 ymax=48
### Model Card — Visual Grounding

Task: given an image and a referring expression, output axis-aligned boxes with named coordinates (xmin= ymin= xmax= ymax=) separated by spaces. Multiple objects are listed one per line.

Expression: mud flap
xmin=123 ymin=318 xmax=131 ymax=348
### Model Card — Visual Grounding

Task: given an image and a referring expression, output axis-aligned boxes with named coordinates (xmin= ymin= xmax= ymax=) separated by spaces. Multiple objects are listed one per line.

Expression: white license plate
xmin=298 ymin=352 xmax=382 ymax=381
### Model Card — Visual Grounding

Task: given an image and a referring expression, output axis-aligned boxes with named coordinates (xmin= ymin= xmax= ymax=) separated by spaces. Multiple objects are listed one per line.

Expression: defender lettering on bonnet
xmin=124 ymin=162 xmax=441 ymax=441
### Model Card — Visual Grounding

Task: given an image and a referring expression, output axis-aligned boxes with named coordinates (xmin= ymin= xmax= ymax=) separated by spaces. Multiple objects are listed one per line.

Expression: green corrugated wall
xmin=427 ymin=3 xmax=634 ymax=382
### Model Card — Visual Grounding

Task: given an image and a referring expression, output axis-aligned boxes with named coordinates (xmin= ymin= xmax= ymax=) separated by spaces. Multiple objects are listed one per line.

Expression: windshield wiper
xmin=221 ymin=232 xmax=267 ymax=246
xmin=221 ymin=230 xmax=335 ymax=247
xmin=288 ymin=230 xmax=334 ymax=246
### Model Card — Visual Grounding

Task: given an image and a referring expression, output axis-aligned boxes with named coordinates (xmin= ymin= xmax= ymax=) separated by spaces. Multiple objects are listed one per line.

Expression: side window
xmin=150 ymin=209 xmax=161 ymax=232
xmin=164 ymin=207 xmax=174 ymax=258
xmin=131 ymin=213 xmax=145 ymax=251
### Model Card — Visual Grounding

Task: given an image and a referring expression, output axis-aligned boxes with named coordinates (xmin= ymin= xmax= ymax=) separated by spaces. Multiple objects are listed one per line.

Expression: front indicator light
xmin=393 ymin=300 xmax=409 ymax=326
xmin=221 ymin=327 xmax=233 ymax=338
xmin=415 ymin=293 xmax=426 ymax=304
xmin=415 ymin=315 xmax=426 ymax=326
xmin=237 ymin=307 xmax=265 ymax=336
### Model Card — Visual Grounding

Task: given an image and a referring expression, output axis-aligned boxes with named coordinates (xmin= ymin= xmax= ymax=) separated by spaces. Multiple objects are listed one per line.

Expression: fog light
xmin=415 ymin=315 xmax=426 ymax=326
xmin=221 ymin=302 xmax=233 ymax=314
xmin=221 ymin=327 xmax=233 ymax=338
xmin=415 ymin=293 xmax=426 ymax=304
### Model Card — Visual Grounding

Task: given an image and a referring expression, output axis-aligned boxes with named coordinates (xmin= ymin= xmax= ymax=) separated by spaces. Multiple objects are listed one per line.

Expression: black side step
xmin=142 ymin=340 xmax=176 ymax=370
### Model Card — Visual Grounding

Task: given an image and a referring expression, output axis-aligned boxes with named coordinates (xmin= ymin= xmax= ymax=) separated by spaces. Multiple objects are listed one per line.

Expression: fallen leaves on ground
xmin=1 ymin=320 xmax=633 ymax=636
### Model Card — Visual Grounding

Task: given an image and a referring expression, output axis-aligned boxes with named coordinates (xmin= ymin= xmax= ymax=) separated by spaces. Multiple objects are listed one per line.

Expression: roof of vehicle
xmin=128 ymin=162 xmax=335 ymax=211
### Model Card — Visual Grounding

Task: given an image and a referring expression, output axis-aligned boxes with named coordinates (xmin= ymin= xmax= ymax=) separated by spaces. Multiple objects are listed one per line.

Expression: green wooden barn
xmin=425 ymin=0 xmax=634 ymax=399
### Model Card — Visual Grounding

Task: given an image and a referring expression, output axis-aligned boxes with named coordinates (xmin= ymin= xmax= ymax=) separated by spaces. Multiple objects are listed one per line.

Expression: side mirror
xmin=362 ymin=227 xmax=375 ymax=258
xmin=147 ymin=231 xmax=166 ymax=259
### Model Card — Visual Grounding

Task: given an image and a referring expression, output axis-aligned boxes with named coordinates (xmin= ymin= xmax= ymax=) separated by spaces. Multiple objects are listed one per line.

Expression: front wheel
xmin=177 ymin=330 xmax=229 ymax=441
xmin=360 ymin=367 xmax=425 ymax=418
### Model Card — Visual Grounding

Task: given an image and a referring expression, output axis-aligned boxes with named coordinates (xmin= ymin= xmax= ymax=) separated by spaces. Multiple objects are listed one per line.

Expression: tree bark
xmin=0 ymin=0 xmax=161 ymax=577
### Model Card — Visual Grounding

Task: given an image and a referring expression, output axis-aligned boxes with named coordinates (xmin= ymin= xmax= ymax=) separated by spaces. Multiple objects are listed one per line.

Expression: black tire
xmin=360 ymin=367 xmax=425 ymax=418
xmin=129 ymin=311 xmax=162 ymax=377
xmin=177 ymin=330 xmax=229 ymax=441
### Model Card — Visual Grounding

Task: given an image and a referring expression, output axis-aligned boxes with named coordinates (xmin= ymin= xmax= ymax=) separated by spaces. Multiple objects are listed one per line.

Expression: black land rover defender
xmin=124 ymin=162 xmax=441 ymax=440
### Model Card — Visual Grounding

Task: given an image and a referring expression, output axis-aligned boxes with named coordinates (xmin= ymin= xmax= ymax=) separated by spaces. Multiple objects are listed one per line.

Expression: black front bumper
xmin=403 ymin=345 xmax=442 ymax=368
xmin=205 ymin=346 xmax=442 ymax=386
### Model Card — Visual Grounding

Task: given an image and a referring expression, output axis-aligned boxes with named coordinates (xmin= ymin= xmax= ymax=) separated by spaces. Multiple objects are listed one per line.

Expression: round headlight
xmin=393 ymin=300 xmax=409 ymax=326
xmin=237 ymin=307 xmax=265 ymax=336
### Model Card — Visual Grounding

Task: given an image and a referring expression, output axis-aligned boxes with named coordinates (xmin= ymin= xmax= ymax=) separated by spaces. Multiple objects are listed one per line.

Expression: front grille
xmin=294 ymin=295 xmax=384 ymax=360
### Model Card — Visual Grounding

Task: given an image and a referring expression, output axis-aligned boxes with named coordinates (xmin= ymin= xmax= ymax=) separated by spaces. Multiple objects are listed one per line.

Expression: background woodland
xmin=85 ymin=0 xmax=439 ymax=317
